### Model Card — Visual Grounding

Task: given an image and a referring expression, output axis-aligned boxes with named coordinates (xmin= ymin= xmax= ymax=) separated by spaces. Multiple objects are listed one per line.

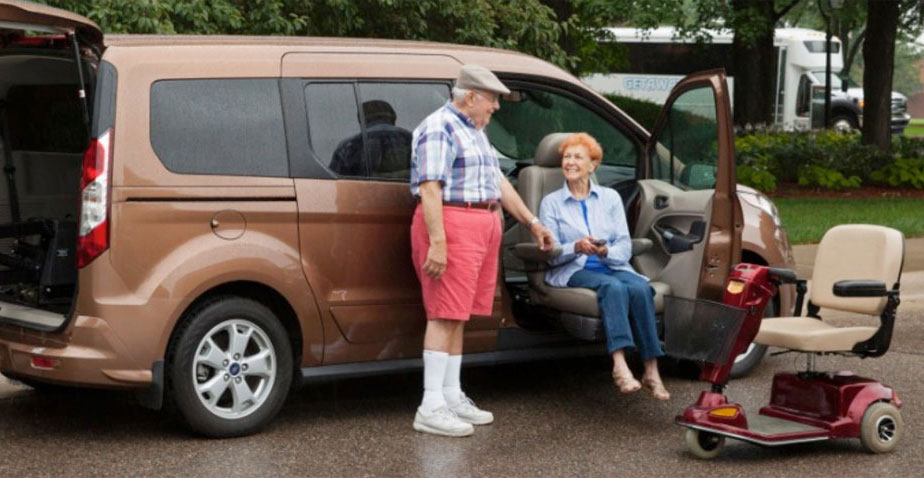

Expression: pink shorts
xmin=411 ymin=203 xmax=502 ymax=321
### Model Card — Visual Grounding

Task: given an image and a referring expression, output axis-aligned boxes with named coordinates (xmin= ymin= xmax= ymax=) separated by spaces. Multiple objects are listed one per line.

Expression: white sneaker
xmin=413 ymin=405 xmax=474 ymax=437
xmin=449 ymin=394 xmax=494 ymax=425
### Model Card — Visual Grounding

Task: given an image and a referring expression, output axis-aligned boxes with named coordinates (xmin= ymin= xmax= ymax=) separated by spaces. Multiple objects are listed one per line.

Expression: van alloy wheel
xmin=170 ymin=297 xmax=293 ymax=437
xmin=193 ymin=319 xmax=277 ymax=420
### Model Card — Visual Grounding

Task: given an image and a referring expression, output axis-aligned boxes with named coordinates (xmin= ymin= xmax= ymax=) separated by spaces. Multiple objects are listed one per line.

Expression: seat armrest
xmin=631 ymin=238 xmax=653 ymax=256
xmin=833 ymin=280 xmax=892 ymax=297
xmin=513 ymin=243 xmax=562 ymax=262
xmin=767 ymin=267 xmax=799 ymax=284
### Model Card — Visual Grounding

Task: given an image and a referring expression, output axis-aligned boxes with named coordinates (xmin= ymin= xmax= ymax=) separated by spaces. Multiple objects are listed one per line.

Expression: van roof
xmin=103 ymin=34 xmax=579 ymax=84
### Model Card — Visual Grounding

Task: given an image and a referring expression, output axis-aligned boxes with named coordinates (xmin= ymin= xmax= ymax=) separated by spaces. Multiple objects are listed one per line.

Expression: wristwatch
xmin=526 ymin=216 xmax=540 ymax=229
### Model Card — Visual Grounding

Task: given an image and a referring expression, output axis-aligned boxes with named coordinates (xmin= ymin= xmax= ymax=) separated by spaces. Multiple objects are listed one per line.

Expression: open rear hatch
xmin=0 ymin=0 xmax=102 ymax=331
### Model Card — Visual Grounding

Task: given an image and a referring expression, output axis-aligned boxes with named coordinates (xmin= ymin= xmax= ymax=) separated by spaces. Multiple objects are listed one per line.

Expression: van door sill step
xmin=0 ymin=300 xmax=66 ymax=331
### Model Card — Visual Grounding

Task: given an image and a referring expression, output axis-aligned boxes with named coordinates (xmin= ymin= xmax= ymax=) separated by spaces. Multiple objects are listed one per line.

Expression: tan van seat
xmin=513 ymin=133 xmax=670 ymax=339
xmin=755 ymin=225 xmax=903 ymax=353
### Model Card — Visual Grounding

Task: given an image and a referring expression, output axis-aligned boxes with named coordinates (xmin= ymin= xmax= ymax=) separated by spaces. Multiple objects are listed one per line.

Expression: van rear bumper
xmin=0 ymin=314 xmax=153 ymax=389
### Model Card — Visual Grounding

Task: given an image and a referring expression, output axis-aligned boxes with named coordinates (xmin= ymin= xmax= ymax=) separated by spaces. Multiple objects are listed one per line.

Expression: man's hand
xmin=530 ymin=222 xmax=554 ymax=252
xmin=423 ymin=239 xmax=448 ymax=279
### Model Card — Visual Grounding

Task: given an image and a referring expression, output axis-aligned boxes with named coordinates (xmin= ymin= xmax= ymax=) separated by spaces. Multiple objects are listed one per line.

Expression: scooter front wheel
xmin=685 ymin=428 xmax=726 ymax=459
xmin=860 ymin=402 xmax=903 ymax=453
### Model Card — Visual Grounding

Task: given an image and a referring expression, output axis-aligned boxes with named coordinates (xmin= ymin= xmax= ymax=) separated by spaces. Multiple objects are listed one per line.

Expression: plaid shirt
xmin=410 ymin=101 xmax=502 ymax=202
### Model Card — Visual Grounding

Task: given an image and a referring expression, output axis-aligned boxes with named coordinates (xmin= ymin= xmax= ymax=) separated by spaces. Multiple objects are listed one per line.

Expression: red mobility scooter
xmin=669 ymin=225 xmax=904 ymax=458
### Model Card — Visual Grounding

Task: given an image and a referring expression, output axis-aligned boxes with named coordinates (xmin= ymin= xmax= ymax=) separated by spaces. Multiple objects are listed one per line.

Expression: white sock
xmin=443 ymin=354 xmax=463 ymax=407
xmin=420 ymin=350 xmax=449 ymax=412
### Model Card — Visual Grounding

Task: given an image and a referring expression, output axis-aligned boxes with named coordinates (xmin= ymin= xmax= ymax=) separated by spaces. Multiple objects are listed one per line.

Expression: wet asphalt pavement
xmin=2 ymin=262 xmax=924 ymax=476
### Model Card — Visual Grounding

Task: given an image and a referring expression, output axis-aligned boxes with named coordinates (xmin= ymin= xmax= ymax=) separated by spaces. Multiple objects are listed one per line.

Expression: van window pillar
xmin=68 ymin=32 xmax=91 ymax=135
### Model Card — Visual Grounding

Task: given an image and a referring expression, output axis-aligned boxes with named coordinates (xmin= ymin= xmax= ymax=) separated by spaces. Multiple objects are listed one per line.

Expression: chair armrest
xmin=767 ymin=267 xmax=799 ymax=284
xmin=833 ymin=280 xmax=892 ymax=297
xmin=631 ymin=238 xmax=653 ymax=256
xmin=513 ymin=243 xmax=562 ymax=262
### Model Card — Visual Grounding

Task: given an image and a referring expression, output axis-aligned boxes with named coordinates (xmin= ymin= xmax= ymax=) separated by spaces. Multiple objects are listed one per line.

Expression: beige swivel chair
xmin=755 ymin=224 xmax=903 ymax=361
xmin=513 ymin=133 xmax=671 ymax=340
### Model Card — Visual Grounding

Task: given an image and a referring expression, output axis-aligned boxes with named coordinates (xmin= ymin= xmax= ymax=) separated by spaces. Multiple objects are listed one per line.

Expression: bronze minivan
xmin=0 ymin=1 xmax=795 ymax=437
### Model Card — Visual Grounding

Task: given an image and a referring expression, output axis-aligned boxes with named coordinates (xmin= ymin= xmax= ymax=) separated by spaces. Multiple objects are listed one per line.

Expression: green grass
xmin=774 ymin=197 xmax=924 ymax=244
xmin=905 ymin=118 xmax=924 ymax=137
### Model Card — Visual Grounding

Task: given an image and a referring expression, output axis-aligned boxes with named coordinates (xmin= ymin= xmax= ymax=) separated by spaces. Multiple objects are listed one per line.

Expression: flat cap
xmin=455 ymin=64 xmax=511 ymax=95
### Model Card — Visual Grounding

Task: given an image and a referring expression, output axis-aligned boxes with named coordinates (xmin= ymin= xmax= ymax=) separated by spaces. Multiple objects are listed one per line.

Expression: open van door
xmin=0 ymin=1 xmax=102 ymax=46
xmin=634 ymin=69 xmax=742 ymax=301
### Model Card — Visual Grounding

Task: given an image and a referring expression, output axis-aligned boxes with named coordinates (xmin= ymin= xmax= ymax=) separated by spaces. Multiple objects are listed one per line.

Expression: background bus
xmin=584 ymin=27 xmax=909 ymax=133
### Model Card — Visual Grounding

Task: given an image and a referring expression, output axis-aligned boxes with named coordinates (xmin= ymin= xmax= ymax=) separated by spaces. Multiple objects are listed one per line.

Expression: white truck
xmin=584 ymin=27 xmax=910 ymax=133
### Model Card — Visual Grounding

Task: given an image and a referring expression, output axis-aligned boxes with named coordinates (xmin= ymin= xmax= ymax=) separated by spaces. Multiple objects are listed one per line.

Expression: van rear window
xmin=6 ymin=85 xmax=89 ymax=153
xmin=150 ymin=79 xmax=288 ymax=177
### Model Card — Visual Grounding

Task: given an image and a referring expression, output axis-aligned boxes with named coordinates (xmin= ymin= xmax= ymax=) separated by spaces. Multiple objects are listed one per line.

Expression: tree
xmin=660 ymin=1 xmax=803 ymax=127
xmin=39 ymin=0 xmax=579 ymax=71
xmin=862 ymin=0 xmax=901 ymax=151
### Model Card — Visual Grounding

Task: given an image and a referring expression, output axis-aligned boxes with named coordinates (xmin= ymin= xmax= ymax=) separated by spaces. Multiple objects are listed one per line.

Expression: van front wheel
xmin=169 ymin=297 xmax=293 ymax=437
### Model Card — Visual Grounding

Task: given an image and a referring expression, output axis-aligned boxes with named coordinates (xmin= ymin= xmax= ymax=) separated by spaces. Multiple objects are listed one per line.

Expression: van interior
xmin=0 ymin=30 xmax=93 ymax=315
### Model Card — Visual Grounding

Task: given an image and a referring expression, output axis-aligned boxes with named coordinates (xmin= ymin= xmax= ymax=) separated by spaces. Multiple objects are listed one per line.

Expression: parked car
xmin=0 ymin=1 xmax=794 ymax=437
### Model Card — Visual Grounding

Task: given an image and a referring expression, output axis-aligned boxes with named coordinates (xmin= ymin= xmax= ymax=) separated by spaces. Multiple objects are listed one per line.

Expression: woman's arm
xmin=601 ymin=192 xmax=632 ymax=265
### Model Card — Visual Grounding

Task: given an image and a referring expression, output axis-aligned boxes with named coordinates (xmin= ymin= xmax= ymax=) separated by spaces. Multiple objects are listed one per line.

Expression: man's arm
xmin=419 ymin=180 xmax=448 ymax=279
xmin=499 ymin=177 xmax=553 ymax=251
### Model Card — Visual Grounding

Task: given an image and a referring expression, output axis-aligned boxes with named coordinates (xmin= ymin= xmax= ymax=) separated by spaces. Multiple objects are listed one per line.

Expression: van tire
xmin=168 ymin=296 xmax=293 ymax=438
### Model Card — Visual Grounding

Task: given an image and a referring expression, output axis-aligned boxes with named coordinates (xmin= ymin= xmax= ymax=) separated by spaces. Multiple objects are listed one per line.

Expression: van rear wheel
xmin=168 ymin=297 xmax=293 ymax=438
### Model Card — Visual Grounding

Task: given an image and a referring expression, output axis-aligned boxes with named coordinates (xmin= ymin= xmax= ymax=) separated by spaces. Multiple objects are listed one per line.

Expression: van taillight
xmin=76 ymin=128 xmax=112 ymax=268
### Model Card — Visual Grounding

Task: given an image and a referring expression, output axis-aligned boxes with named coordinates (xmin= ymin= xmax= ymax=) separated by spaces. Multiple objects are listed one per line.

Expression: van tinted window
xmin=304 ymin=82 xmax=450 ymax=181
xmin=488 ymin=86 xmax=637 ymax=187
xmin=357 ymin=82 xmax=448 ymax=180
xmin=304 ymin=83 xmax=364 ymax=176
xmin=150 ymin=79 xmax=288 ymax=177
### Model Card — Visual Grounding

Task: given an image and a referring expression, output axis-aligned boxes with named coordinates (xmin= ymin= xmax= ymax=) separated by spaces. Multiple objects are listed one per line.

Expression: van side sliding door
xmin=280 ymin=53 xmax=503 ymax=364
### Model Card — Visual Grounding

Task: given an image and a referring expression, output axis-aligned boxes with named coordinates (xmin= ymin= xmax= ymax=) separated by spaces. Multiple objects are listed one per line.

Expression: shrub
xmin=603 ymin=93 xmax=661 ymax=131
xmin=870 ymin=157 xmax=924 ymax=189
xmin=797 ymin=165 xmax=861 ymax=190
xmin=737 ymin=165 xmax=777 ymax=192
xmin=892 ymin=135 xmax=924 ymax=160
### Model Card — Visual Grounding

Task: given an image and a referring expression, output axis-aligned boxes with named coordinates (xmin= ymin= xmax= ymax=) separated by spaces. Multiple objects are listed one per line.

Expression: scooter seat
xmin=755 ymin=317 xmax=878 ymax=352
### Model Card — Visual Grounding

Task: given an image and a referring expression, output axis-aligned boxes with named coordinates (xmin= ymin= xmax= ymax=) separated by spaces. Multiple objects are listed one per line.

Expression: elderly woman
xmin=538 ymin=133 xmax=669 ymax=400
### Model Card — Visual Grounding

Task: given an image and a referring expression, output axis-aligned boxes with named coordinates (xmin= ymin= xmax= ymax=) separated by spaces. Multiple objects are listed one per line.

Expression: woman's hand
xmin=576 ymin=236 xmax=608 ymax=256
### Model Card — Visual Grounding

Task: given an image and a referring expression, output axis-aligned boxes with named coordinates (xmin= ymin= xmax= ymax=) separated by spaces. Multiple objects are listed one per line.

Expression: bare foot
xmin=641 ymin=377 xmax=670 ymax=401
xmin=612 ymin=371 xmax=641 ymax=393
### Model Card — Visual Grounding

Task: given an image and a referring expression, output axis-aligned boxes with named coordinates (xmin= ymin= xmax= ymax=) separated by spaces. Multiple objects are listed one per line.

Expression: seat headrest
xmin=534 ymin=133 xmax=572 ymax=168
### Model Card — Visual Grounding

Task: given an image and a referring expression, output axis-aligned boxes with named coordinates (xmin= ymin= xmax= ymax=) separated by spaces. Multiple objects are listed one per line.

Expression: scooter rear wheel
xmin=685 ymin=428 xmax=726 ymax=459
xmin=860 ymin=402 xmax=903 ymax=454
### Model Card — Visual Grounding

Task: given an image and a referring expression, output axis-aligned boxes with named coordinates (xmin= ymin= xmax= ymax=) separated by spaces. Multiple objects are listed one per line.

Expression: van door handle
xmin=654 ymin=195 xmax=669 ymax=209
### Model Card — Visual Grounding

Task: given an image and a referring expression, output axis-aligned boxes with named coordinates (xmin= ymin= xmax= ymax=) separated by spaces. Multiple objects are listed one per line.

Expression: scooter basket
xmin=662 ymin=296 xmax=747 ymax=365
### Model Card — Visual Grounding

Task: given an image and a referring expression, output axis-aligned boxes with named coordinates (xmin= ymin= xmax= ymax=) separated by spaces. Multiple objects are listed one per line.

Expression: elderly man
xmin=410 ymin=64 xmax=553 ymax=437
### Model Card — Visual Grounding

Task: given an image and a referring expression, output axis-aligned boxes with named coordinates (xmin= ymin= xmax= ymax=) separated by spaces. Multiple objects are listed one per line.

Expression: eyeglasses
xmin=473 ymin=90 xmax=499 ymax=105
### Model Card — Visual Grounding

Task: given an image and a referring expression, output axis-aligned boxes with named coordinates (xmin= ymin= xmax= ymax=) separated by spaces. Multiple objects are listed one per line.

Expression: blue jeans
xmin=567 ymin=269 xmax=664 ymax=360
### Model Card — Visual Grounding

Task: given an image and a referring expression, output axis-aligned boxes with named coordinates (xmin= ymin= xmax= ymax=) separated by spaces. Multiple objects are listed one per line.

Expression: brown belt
xmin=417 ymin=198 xmax=500 ymax=211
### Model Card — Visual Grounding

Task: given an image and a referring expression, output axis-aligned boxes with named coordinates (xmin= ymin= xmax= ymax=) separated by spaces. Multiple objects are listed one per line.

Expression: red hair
xmin=558 ymin=132 xmax=603 ymax=162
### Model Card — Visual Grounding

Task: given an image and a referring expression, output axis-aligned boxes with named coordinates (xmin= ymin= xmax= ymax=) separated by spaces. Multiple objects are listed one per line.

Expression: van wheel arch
xmin=831 ymin=110 xmax=859 ymax=131
xmin=166 ymin=281 xmax=303 ymax=385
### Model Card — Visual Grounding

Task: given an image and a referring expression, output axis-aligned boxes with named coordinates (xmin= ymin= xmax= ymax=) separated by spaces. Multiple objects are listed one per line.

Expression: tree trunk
xmin=730 ymin=0 xmax=777 ymax=127
xmin=862 ymin=0 xmax=900 ymax=151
